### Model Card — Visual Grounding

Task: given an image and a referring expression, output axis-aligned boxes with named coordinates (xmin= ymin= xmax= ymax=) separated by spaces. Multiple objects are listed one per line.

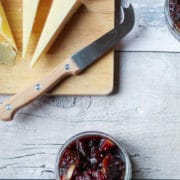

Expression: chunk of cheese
xmin=30 ymin=0 xmax=81 ymax=67
xmin=0 ymin=1 xmax=17 ymax=50
xmin=23 ymin=0 xmax=40 ymax=58
xmin=0 ymin=42 xmax=16 ymax=65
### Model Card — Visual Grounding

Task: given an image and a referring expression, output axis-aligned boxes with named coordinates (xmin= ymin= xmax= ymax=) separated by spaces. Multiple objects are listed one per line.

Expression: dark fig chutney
xmin=165 ymin=0 xmax=180 ymax=40
xmin=169 ymin=0 xmax=180 ymax=30
xmin=57 ymin=133 xmax=129 ymax=180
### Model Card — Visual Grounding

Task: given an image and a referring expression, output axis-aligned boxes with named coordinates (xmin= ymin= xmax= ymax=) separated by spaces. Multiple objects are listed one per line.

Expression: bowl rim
xmin=55 ymin=131 xmax=132 ymax=180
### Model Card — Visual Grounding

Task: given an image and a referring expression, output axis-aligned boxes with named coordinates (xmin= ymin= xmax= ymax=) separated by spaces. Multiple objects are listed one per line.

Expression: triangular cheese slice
xmin=23 ymin=0 xmax=40 ymax=58
xmin=0 ymin=1 xmax=17 ymax=65
xmin=30 ymin=0 xmax=81 ymax=67
xmin=0 ymin=1 xmax=17 ymax=50
xmin=0 ymin=42 xmax=16 ymax=65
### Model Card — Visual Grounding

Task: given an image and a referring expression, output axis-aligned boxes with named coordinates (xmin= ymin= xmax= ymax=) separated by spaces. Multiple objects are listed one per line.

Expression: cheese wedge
xmin=22 ymin=0 xmax=40 ymax=58
xmin=0 ymin=42 xmax=16 ymax=65
xmin=30 ymin=0 xmax=81 ymax=67
xmin=0 ymin=1 xmax=17 ymax=65
xmin=0 ymin=1 xmax=17 ymax=50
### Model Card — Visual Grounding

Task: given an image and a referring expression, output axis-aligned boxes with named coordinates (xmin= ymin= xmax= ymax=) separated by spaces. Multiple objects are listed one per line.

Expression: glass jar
xmin=165 ymin=0 xmax=180 ymax=41
xmin=55 ymin=131 xmax=132 ymax=180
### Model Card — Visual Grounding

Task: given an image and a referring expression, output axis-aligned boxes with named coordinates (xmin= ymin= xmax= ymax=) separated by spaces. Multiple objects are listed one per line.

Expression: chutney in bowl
xmin=56 ymin=131 xmax=131 ymax=180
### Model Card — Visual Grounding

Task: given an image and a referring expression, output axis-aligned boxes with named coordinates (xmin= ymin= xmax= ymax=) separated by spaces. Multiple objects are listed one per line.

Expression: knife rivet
xmin=35 ymin=84 xmax=42 ymax=91
xmin=5 ymin=104 xmax=12 ymax=111
xmin=65 ymin=64 xmax=70 ymax=70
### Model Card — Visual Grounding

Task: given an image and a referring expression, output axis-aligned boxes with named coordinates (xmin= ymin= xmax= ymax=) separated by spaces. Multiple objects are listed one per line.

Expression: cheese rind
xmin=30 ymin=0 xmax=81 ymax=67
xmin=23 ymin=0 xmax=40 ymax=58
xmin=0 ymin=1 xmax=17 ymax=50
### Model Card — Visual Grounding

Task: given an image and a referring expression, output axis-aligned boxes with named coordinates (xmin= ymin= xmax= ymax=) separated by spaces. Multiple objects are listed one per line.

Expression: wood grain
xmin=0 ymin=0 xmax=114 ymax=95
xmin=0 ymin=58 xmax=80 ymax=121
xmin=0 ymin=52 xmax=180 ymax=179
xmin=116 ymin=0 xmax=180 ymax=52
xmin=0 ymin=0 xmax=180 ymax=179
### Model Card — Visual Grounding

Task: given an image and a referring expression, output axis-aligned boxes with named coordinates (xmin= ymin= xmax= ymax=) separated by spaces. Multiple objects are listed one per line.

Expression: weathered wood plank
xmin=0 ymin=52 xmax=180 ymax=179
xmin=117 ymin=0 xmax=180 ymax=52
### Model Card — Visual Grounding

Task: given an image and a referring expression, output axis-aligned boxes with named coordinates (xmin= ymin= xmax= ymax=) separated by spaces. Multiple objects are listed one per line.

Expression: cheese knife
xmin=0 ymin=5 xmax=134 ymax=121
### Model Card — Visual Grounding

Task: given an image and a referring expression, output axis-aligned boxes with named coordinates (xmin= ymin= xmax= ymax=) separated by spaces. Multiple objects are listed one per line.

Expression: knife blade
xmin=72 ymin=5 xmax=134 ymax=70
xmin=0 ymin=5 xmax=134 ymax=121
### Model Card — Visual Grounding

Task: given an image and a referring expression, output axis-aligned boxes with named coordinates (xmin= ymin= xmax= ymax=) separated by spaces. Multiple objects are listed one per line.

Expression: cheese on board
xmin=23 ymin=0 xmax=40 ymax=58
xmin=0 ymin=42 xmax=16 ymax=65
xmin=30 ymin=0 xmax=81 ymax=67
xmin=0 ymin=1 xmax=17 ymax=50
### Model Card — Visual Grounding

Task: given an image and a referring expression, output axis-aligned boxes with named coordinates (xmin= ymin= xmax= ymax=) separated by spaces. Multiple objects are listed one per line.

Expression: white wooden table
xmin=0 ymin=0 xmax=180 ymax=179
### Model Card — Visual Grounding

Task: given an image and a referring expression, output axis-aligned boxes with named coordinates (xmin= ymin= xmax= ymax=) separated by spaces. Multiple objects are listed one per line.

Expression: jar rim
xmin=55 ymin=131 xmax=132 ymax=180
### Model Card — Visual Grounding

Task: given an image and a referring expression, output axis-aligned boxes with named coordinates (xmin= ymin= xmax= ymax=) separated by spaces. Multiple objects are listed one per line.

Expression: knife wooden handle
xmin=0 ymin=58 xmax=80 ymax=121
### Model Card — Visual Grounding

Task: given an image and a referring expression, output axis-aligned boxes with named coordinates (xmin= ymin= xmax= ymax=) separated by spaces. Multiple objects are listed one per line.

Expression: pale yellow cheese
xmin=30 ymin=0 xmax=81 ymax=67
xmin=23 ymin=0 xmax=40 ymax=58
xmin=0 ymin=42 xmax=16 ymax=65
xmin=0 ymin=1 xmax=17 ymax=50
xmin=0 ymin=1 xmax=17 ymax=65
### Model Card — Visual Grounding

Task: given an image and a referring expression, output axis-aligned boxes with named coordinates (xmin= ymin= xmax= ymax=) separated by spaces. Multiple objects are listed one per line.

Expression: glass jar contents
xmin=169 ymin=0 xmax=180 ymax=30
xmin=165 ymin=0 xmax=180 ymax=40
xmin=58 ymin=135 xmax=126 ymax=180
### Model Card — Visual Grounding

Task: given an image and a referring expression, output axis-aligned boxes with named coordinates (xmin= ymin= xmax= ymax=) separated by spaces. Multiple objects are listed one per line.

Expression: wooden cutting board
xmin=0 ymin=0 xmax=114 ymax=95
